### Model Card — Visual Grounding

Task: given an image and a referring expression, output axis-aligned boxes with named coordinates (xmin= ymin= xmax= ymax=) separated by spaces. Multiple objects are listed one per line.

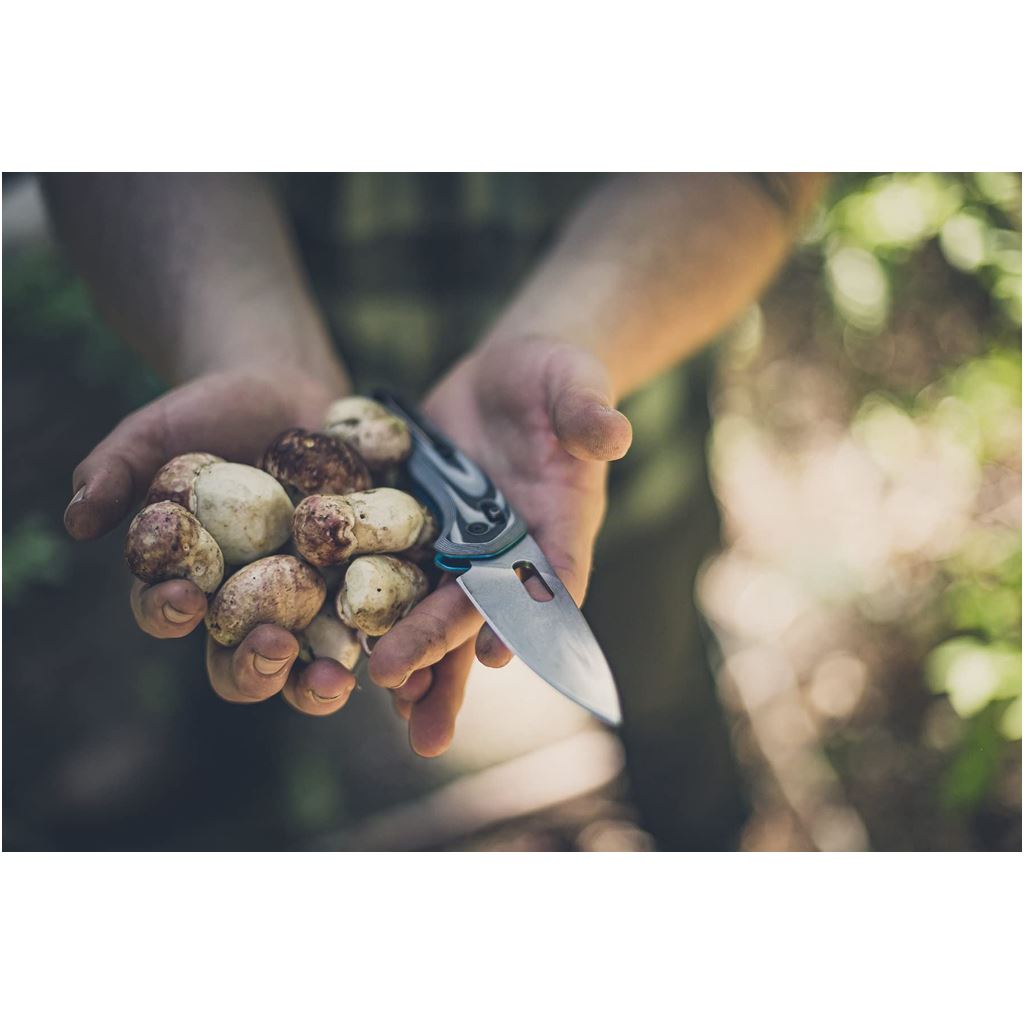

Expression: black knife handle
xmin=373 ymin=390 xmax=528 ymax=562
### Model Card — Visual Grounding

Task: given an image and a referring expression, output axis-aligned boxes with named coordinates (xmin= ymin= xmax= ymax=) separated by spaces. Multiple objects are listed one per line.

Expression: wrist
xmin=173 ymin=298 xmax=350 ymax=399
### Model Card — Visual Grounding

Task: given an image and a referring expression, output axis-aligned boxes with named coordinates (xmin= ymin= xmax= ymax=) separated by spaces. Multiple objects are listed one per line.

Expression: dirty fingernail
xmin=163 ymin=604 xmax=195 ymax=624
xmin=254 ymin=653 xmax=292 ymax=676
xmin=64 ymin=487 xmax=86 ymax=528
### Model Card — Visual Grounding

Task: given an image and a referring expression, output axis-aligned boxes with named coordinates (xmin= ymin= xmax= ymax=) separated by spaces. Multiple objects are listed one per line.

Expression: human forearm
xmin=42 ymin=172 xmax=348 ymax=392
xmin=485 ymin=172 xmax=826 ymax=397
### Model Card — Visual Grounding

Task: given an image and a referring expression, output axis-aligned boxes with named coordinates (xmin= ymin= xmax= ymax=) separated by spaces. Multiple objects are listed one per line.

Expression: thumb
xmin=64 ymin=405 xmax=173 ymax=541
xmin=546 ymin=347 xmax=633 ymax=462
xmin=63 ymin=369 xmax=326 ymax=541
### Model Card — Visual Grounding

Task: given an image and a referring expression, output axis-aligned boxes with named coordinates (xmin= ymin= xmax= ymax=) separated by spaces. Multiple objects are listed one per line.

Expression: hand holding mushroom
xmin=66 ymin=340 xmax=633 ymax=755
xmin=117 ymin=393 xmax=442 ymax=722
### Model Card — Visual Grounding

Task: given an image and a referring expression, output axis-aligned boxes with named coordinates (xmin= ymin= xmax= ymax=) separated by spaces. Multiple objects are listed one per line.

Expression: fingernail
xmin=308 ymin=678 xmax=355 ymax=704
xmin=64 ymin=487 xmax=86 ymax=528
xmin=162 ymin=604 xmax=195 ymax=624
xmin=253 ymin=653 xmax=292 ymax=676
xmin=307 ymin=689 xmax=343 ymax=704
xmin=392 ymin=672 xmax=411 ymax=691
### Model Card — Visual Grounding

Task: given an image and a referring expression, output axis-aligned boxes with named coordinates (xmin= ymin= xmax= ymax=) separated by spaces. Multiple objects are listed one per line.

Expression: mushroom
xmin=323 ymin=396 xmax=412 ymax=473
xmin=260 ymin=428 xmax=371 ymax=501
xmin=291 ymin=488 xmax=427 ymax=567
xmin=297 ymin=606 xmax=362 ymax=669
xmin=144 ymin=455 xmax=295 ymax=565
xmin=125 ymin=500 xmax=224 ymax=594
xmin=145 ymin=452 xmax=224 ymax=507
xmin=205 ymin=554 xmax=326 ymax=647
xmin=336 ymin=555 xmax=428 ymax=636
xmin=192 ymin=463 xmax=294 ymax=565
xmin=400 ymin=503 xmax=439 ymax=564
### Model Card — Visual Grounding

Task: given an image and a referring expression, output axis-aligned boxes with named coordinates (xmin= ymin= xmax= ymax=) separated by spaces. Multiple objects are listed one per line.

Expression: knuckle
xmin=372 ymin=613 xmax=448 ymax=681
xmin=415 ymin=612 xmax=450 ymax=659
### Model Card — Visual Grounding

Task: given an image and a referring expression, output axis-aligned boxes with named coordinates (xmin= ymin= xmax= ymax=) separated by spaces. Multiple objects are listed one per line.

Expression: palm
xmin=65 ymin=367 xmax=336 ymax=542
xmin=424 ymin=345 xmax=610 ymax=602
xmin=130 ymin=370 xmax=333 ymax=468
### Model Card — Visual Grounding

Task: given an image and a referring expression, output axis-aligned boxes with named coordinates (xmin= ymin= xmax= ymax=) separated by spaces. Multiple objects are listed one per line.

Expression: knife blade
xmin=374 ymin=390 xmax=622 ymax=726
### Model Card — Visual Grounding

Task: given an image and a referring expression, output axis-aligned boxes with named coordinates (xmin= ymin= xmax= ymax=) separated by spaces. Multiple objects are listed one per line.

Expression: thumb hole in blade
xmin=513 ymin=561 xmax=554 ymax=603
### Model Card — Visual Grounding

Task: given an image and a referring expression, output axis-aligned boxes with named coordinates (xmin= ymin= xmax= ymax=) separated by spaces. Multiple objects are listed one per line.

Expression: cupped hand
xmin=368 ymin=337 xmax=632 ymax=756
xmin=65 ymin=367 xmax=358 ymax=716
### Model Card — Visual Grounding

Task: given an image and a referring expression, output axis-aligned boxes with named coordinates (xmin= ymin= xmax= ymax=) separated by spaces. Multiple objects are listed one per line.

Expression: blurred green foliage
xmin=4 ymin=246 xmax=164 ymax=404
xmin=3 ymin=247 xmax=163 ymax=611
xmin=3 ymin=515 xmax=72 ymax=602
xmin=821 ymin=172 xmax=1022 ymax=331
xmin=820 ymin=172 xmax=1021 ymax=810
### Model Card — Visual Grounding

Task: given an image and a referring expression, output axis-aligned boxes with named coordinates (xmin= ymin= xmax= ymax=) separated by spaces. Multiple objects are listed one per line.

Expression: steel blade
xmin=455 ymin=535 xmax=622 ymax=726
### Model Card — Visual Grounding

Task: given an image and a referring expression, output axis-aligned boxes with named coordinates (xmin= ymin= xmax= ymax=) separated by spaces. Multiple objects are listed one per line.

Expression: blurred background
xmin=3 ymin=172 xmax=1020 ymax=851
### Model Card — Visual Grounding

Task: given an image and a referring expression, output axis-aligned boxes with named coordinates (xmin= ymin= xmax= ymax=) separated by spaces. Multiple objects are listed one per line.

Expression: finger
xmin=205 ymin=625 xmax=299 ymax=704
xmin=475 ymin=625 xmax=513 ymax=668
xmin=474 ymin=565 xmax=555 ymax=668
xmin=532 ymin=527 xmax=593 ymax=606
xmin=475 ymin=536 xmax=589 ymax=664
xmin=409 ymin=640 xmax=476 ymax=757
xmin=546 ymin=347 xmax=632 ymax=462
xmin=368 ymin=579 xmax=482 ymax=689
xmin=65 ymin=410 xmax=170 ymax=540
xmin=393 ymin=666 xmax=433 ymax=704
xmin=391 ymin=668 xmax=433 ymax=722
xmin=282 ymin=659 xmax=358 ymax=717
xmin=130 ymin=578 xmax=208 ymax=639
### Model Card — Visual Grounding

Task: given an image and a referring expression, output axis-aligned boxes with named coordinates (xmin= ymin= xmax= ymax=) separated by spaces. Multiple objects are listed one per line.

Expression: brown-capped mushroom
xmin=291 ymin=488 xmax=427 ymax=567
xmin=260 ymin=428 xmax=371 ymax=500
xmin=205 ymin=554 xmax=326 ymax=647
xmin=144 ymin=452 xmax=224 ymax=507
xmin=144 ymin=455 xmax=295 ymax=566
xmin=125 ymin=500 xmax=224 ymax=594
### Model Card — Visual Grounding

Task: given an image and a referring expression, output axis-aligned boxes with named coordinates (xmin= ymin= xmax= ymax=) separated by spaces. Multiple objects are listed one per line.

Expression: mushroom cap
xmin=323 ymin=396 xmax=412 ymax=472
xmin=261 ymin=428 xmax=371 ymax=499
xmin=125 ymin=500 xmax=225 ymax=594
xmin=336 ymin=554 xmax=428 ymax=636
xmin=145 ymin=452 xmax=224 ymax=509
xmin=206 ymin=554 xmax=326 ymax=647
xmin=193 ymin=462 xmax=294 ymax=565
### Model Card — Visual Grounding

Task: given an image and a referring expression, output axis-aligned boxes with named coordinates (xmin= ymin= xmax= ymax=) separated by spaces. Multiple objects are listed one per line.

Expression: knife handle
xmin=373 ymin=390 xmax=528 ymax=564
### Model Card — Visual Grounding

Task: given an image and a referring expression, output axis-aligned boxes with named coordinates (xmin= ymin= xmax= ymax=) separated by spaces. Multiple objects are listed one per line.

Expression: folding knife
xmin=375 ymin=391 xmax=622 ymax=726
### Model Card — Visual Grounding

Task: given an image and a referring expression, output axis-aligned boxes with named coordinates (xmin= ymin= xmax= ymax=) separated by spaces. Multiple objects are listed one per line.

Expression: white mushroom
xmin=192 ymin=462 xmax=294 ymax=565
xmin=297 ymin=607 xmax=362 ymax=669
xmin=323 ymin=396 xmax=412 ymax=473
xmin=336 ymin=555 xmax=428 ymax=636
